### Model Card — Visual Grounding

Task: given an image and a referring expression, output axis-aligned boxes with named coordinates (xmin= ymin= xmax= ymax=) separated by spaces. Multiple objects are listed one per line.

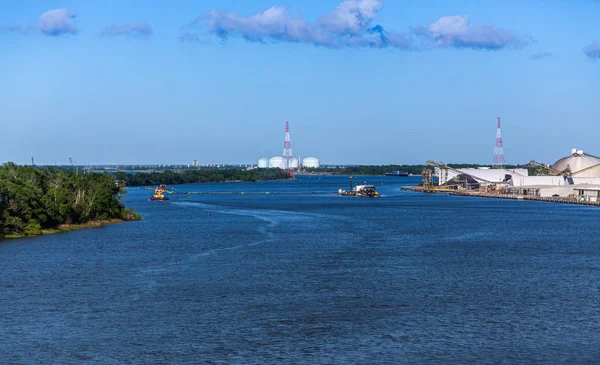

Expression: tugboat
xmin=385 ymin=170 xmax=409 ymax=177
xmin=150 ymin=184 xmax=169 ymax=201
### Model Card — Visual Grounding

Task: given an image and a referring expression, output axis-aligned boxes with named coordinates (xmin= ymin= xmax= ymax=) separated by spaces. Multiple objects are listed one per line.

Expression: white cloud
xmin=583 ymin=42 xmax=600 ymax=59
xmin=419 ymin=15 xmax=529 ymax=50
xmin=184 ymin=0 xmax=411 ymax=49
xmin=529 ymin=52 xmax=554 ymax=60
xmin=39 ymin=8 xmax=78 ymax=36
xmin=101 ymin=23 xmax=153 ymax=37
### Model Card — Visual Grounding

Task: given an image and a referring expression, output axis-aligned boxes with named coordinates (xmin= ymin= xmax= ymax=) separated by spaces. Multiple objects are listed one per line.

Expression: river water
xmin=2 ymin=175 xmax=600 ymax=364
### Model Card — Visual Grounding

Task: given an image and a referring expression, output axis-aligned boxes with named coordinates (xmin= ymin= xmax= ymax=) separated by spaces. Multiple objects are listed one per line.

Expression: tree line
xmin=114 ymin=168 xmax=291 ymax=187
xmin=0 ymin=163 xmax=140 ymax=238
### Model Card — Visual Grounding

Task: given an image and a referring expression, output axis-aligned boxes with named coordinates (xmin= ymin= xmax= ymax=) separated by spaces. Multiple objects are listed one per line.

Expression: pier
xmin=402 ymin=186 xmax=600 ymax=206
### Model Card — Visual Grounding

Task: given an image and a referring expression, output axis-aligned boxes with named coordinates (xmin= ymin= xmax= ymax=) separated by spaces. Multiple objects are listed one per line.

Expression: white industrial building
xmin=436 ymin=167 xmax=530 ymax=186
xmin=510 ymin=149 xmax=600 ymax=200
xmin=302 ymin=157 xmax=320 ymax=168
xmin=256 ymin=122 xmax=320 ymax=170
xmin=434 ymin=148 xmax=600 ymax=200
xmin=257 ymin=158 xmax=268 ymax=168
xmin=268 ymin=156 xmax=287 ymax=169
xmin=257 ymin=156 xmax=318 ymax=169
xmin=551 ymin=149 xmax=600 ymax=178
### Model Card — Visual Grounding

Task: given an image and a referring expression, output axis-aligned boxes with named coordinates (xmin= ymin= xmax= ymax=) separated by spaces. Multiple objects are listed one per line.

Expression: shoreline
xmin=126 ymin=175 xmax=421 ymax=189
xmin=402 ymin=186 xmax=600 ymax=206
xmin=2 ymin=219 xmax=137 ymax=240
xmin=128 ymin=178 xmax=292 ymax=188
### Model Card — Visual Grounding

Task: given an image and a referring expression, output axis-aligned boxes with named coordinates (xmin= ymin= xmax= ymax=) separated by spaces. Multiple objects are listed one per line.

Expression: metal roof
xmin=551 ymin=151 xmax=600 ymax=177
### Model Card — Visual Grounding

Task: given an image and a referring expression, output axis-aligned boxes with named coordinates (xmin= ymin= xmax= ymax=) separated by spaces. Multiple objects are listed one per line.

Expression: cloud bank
xmin=183 ymin=0 xmax=411 ymax=49
xmin=0 ymin=8 xmax=77 ymax=36
xmin=0 ymin=24 xmax=31 ymax=34
xmin=101 ymin=23 xmax=153 ymax=37
xmin=183 ymin=2 xmax=528 ymax=52
xmin=415 ymin=15 xmax=529 ymax=50
xmin=529 ymin=52 xmax=554 ymax=60
xmin=1 ymin=2 xmax=531 ymax=53
xmin=583 ymin=42 xmax=600 ymax=59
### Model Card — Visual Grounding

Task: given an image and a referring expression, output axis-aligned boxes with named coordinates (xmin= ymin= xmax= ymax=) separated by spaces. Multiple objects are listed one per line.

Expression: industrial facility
xmin=432 ymin=148 xmax=600 ymax=201
xmin=257 ymin=122 xmax=320 ymax=169
xmin=425 ymin=118 xmax=600 ymax=203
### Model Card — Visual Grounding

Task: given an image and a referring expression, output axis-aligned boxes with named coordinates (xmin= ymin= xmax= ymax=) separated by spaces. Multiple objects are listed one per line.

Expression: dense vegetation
xmin=0 ymin=163 xmax=140 ymax=238
xmin=115 ymin=168 xmax=291 ymax=187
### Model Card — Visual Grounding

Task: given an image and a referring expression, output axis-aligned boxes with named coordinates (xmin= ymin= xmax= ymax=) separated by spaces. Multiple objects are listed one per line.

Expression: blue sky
xmin=1 ymin=0 xmax=599 ymax=165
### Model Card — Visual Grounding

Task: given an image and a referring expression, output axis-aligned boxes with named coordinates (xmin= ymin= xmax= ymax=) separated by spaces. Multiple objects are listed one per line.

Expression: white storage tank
xmin=289 ymin=158 xmax=299 ymax=169
xmin=302 ymin=157 xmax=320 ymax=168
xmin=257 ymin=158 xmax=268 ymax=168
xmin=551 ymin=148 xmax=600 ymax=178
xmin=268 ymin=156 xmax=287 ymax=169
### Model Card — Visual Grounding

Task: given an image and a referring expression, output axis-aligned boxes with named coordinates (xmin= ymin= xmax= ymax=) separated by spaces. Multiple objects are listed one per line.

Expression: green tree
xmin=0 ymin=163 xmax=140 ymax=238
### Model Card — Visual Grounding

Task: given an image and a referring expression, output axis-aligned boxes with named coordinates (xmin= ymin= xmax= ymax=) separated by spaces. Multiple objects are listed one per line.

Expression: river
xmin=2 ymin=175 xmax=600 ymax=364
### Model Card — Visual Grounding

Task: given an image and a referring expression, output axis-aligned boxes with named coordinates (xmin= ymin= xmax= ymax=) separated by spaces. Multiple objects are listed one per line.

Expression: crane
xmin=529 ymin=160 xmax=568 ymax=176
xmin=421 ymin=167 xmax=433 ymax=188
xmin=69 ymin=156 xmax=79 ymax=176
xmin=529 ymin=160 xmax=574 ymax=184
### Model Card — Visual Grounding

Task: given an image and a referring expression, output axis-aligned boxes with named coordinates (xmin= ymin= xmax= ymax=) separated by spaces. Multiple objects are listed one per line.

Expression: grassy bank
xmin=3 ymin=216 xmax=142 ymax=239
xmin=41 ymin=219 xmax=128 ymax=235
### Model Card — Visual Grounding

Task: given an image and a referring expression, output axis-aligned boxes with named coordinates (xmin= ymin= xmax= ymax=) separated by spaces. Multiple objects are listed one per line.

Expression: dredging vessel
xmin=338 ymin=177 xmax=380 ymax=198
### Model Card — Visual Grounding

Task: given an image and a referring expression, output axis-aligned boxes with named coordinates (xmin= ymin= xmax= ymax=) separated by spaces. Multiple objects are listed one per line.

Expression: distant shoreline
xmin=130 ymin=178 xmax=291 ymax=189
xmin=131 ymin=175 xmax=421 ymax=189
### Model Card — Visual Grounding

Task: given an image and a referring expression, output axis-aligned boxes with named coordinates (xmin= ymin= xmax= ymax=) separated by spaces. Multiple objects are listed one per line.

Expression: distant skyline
xmin=1 ymin=0 xmax=599 ymax=165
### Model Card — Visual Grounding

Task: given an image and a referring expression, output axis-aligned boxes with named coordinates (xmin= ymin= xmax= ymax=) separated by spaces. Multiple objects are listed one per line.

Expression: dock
xmin=402 ymin=186 xmax=600 ymax=206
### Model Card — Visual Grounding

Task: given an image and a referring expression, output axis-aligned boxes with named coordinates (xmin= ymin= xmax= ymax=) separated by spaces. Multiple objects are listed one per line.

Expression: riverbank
xmin=2 ymin=218 xmax=141 ymax=239
xmin=115 ymin=168 xmax=291 ymax=187
xmin=0 ymin=164 xmax=143 ymax=239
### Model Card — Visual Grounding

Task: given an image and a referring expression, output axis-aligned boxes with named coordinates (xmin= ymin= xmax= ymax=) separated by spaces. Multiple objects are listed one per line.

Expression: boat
xmin=385 ymin=170 xmax=409 ymax=177
xmin=149 ymin=184 xmax=169 ymax=201
xmin=338 ymin=189 xmax=357 ymax=196
xmin=338 ymin=177 xmax=380 ymax=198
xmin=355 ymin=185 xmax=380 ymax=198
xmin=338 ymin=184 xmax=380 ymax=198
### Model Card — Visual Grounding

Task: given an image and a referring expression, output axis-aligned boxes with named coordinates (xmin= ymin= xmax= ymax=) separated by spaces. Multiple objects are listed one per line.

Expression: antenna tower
xmin=492 ymin=117 xmax=506 ymax=168
xmin=282 ymin=121 xmax=293 ymax=169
